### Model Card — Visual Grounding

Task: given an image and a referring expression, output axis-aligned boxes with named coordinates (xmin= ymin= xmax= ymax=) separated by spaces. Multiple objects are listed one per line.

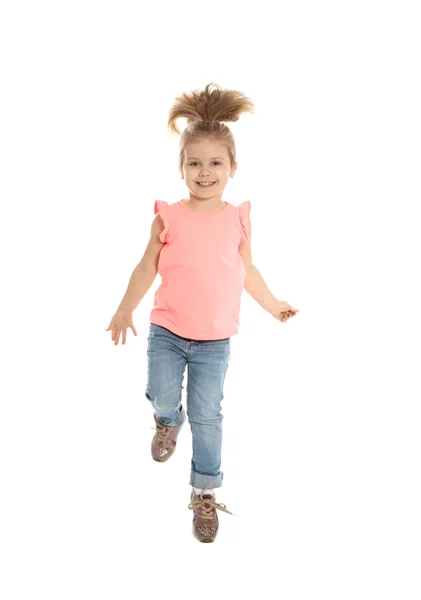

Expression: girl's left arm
xmin=239 ymin=241 xmax=299 ymax=321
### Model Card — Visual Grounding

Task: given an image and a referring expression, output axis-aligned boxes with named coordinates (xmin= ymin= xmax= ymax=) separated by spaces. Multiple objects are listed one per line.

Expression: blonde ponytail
xmin=167 ymin=82 xmax=254 ymax=173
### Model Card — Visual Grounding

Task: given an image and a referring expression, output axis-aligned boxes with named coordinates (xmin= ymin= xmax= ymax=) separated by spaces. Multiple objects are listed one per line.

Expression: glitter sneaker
xmin=151 ymin=412 xmax=184 ymax=462
xmin=188 ymin=482 xmax=234 ymax=543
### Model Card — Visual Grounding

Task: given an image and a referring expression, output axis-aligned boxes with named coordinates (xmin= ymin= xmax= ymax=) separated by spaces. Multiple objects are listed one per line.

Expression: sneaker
xmin=151 ymin=412 xmax=184 ymax=462
xmin=188 ymin=482 xmax=234 ymax=543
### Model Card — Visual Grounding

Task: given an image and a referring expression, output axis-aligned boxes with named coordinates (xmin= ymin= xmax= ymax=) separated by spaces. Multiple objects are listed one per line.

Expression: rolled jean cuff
xmin=190 ymin=470 xmax=223 ymax=490
xmin=171 ymin=408 xmax=187 ymax=428
xmin=154 ymin=406 xmax=186 ymax=428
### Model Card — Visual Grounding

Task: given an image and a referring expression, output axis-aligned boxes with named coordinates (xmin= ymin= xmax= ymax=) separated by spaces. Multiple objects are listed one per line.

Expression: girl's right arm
xmin=115 ymin=213 xmax=165 ymax=313
xmin=105 ymin=214 xmax=165 ymax=344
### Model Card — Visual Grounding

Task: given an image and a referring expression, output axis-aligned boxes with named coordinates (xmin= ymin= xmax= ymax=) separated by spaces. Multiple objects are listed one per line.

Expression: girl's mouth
xmin=196 ymin=181 xmax=216 ymax=188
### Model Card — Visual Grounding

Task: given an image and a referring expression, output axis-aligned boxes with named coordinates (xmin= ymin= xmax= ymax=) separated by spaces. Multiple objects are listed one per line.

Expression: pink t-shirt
xmin=150 ymin=199 xmax=251 ymax=340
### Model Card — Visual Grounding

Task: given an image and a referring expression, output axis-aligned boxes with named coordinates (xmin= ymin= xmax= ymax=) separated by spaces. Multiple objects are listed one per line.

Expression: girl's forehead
xmin=185 ymin=140 xmax=229 ymax=156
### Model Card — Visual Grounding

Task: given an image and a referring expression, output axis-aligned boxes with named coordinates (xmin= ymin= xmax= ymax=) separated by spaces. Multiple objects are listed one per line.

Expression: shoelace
xmin=151 ymin=421 xmax=171 ymax=440
xmin=188 ymin=482 xmax=235 ymax=518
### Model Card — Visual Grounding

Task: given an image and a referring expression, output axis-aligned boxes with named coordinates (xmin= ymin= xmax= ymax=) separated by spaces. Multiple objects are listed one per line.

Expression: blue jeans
xmin=145 ymin=323 xmax=231 ymax=490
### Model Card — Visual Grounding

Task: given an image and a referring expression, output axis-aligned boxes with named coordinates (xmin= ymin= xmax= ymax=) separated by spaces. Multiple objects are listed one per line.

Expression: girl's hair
xmin=168 ymin=82 xmax=254 ymax=174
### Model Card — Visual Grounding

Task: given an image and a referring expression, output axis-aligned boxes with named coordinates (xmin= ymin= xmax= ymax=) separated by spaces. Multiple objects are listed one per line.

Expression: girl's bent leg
xmin=145 ymin=324 xmax=187 ymax=427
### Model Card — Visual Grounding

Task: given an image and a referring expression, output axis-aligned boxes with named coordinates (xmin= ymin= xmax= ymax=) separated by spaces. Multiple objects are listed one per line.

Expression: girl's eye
xmin=189 ymin=161 xmax=221 ymax=166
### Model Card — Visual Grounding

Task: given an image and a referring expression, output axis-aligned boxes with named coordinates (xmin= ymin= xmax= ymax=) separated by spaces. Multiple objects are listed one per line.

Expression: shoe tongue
xmin=202 ymin=493 xmax=214 ymax=500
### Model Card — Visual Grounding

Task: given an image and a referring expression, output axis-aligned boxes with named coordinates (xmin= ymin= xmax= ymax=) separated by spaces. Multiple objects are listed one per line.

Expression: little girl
xmin=105 ymin=82 xmax=299 ymax=543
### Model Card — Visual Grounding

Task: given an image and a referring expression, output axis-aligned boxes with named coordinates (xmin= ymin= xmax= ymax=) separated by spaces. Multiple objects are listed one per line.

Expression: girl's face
xmin=181 ymin=138 xmax=236 ymax=201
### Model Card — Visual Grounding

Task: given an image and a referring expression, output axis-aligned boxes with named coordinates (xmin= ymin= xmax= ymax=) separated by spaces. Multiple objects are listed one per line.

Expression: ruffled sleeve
xmin=154 ymin=200 xmax=170 ymax=244
xmin=239 ymin=200 xmax=251 ymax=246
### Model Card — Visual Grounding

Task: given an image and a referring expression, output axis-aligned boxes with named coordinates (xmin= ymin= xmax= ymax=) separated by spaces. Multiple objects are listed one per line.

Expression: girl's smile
xmin=196 ymin=181 xmax=216 ymax=188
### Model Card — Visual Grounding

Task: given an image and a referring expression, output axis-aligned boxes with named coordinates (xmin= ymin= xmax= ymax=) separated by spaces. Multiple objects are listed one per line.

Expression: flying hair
xmin=167 ymin=82 xmax=255 ymax=174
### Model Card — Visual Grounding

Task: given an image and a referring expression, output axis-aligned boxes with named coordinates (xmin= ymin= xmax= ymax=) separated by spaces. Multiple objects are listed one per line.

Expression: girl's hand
xmin=105 ymin=310 xmax=138 ymax=345
xmin=270 ymin=300 xmax=299 ymax=323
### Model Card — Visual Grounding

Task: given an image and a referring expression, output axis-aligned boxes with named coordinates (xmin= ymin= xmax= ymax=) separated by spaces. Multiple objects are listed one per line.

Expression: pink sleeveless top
xmin=150 ymin=199 xmax=251 ymax=340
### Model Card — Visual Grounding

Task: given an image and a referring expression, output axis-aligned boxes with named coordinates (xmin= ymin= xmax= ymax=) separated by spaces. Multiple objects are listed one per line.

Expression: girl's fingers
xmin=107 ymin=321 xmax=136 ymax=343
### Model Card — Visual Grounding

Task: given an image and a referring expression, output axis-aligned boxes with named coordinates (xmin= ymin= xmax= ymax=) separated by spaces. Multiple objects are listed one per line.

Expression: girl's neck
xmin=183 ymin=197 xmax=226 ymax=213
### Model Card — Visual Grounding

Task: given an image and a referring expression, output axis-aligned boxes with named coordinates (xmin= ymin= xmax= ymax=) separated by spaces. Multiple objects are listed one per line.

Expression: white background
xmin=1 ymin=1 xmax=420 ymax=598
